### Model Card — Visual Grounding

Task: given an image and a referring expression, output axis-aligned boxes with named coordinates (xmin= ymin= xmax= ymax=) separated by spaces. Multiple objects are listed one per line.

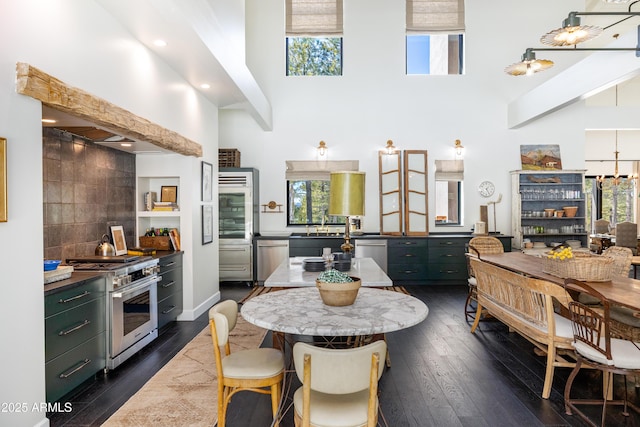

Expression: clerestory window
xmin=406 ymin=0 xmax=465 ymax=75
xmin=285 ymin=0 xmax=343 ymax=76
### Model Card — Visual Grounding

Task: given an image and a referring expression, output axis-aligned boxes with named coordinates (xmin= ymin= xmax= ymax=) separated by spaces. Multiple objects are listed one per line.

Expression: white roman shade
xmin=285 ymin=160 xmax=358 ymax=180
xmin=406 ymin=0 xmax=465 ymax=34
xmin=286 ymin=0 xmax=343 ymax=36
xmin=435 ymin=160 xmax=464 ymax=180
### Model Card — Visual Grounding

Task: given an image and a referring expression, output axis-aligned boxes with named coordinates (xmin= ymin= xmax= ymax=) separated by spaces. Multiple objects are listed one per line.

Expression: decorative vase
xmin=315 ymin=277 xmax=362 ymax=306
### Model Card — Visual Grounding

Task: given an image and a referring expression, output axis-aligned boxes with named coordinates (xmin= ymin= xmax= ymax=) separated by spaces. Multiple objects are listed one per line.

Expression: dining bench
xmin=468 ymin=257 xmax=576 ymax=399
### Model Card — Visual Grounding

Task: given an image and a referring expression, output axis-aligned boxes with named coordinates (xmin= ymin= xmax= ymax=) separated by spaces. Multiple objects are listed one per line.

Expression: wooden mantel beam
xmin=15 ymin=62 xmax=202 ymax=157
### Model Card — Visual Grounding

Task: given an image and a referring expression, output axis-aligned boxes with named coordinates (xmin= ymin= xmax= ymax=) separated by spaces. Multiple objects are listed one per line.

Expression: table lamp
xmin=329 ymin=171 xmax=365 ymax=253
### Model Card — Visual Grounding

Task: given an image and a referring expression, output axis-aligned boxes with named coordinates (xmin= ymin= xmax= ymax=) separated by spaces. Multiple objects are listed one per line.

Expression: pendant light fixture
xmin=506 ymin=8 xmax=640 ymax=76
xmin=596 ymin=131 xmax=639 ymax=188
xmin=541 ymin=13 xmax=603 ymax=46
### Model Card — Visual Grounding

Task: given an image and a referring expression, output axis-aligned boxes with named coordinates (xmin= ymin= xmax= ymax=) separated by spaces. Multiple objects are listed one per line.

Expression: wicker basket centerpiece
xmin=543 ymin=246 xmax=614 ymax=282
xmin=316 ymin=269 xmax=361 ymax=306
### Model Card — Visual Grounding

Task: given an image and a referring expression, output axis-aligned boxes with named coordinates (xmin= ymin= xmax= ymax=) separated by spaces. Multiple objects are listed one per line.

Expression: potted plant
xmin=315 ymin=269 xmax=362 ymax=306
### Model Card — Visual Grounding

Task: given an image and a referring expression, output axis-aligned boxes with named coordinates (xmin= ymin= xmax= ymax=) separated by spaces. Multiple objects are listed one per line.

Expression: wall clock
xmin=478 ymin=181 xmax=495 ymax=198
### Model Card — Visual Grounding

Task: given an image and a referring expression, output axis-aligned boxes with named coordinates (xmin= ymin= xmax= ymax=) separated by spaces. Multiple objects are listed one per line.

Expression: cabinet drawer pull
xmin=440 ymin=254 xmax=455 ymax=257
xmin=59 ymin=359 xmax=91 ymax=379
xmin=162 ymin=305 xmax=176 ymax=314
xmin=164 ymin=261 xmax=176 ymax=267
xmin=440 ymin=241 xmax=454 ymax=245
xmin=402 ymin=270 xmax=418 ymax=274
xmin=161 ymin=281 xmax=175 ymax=288
xmin=58 ymin=320 xmax=91 ymax=336
xmin=402 ymin=241 xmax=417 ymax=245
xmin=402 ymin=254 xmax=415 ymax=257
xmin=59 ymin=291 xmax=90 ymax=304
xmin=441 ymin=269 xmax=459 ymax=274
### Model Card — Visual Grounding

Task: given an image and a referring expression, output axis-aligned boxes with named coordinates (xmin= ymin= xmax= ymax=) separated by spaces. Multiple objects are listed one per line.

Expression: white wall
xmin=221 ymin=0 xmax=587 ymax=235
xmin=0 ymin=1 xmax=219 ymax=425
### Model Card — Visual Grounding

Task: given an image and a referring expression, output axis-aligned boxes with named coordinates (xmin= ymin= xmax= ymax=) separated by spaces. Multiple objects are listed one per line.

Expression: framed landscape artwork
xmin=520 ymin=144 xmax=562 ymax=170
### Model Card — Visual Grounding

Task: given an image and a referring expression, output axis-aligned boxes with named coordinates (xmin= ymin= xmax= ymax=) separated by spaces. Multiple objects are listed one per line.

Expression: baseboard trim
xmin=177 ymin=291 xmax=221 ymax=321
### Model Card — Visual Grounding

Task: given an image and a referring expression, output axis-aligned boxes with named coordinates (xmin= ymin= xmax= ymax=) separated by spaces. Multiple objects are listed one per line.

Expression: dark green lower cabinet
xmin=157 ymin=252 xmax=184 ymax=330
xmin=44 ymin=275 xmax=106 ymax=402
xmin=388 ymin=235 xmax=511 ymax=285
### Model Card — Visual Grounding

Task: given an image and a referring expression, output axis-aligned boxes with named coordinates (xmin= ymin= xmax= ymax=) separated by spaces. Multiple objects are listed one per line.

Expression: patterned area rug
xmin=239 ymin=285 xmax=410 ymax=304
xmin=102 ymin=316 xmax=266 ymax=427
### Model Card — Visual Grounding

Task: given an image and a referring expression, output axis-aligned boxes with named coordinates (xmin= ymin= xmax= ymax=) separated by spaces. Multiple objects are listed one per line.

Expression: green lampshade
xmin=329 ymin=171 xmax=365 ymax=216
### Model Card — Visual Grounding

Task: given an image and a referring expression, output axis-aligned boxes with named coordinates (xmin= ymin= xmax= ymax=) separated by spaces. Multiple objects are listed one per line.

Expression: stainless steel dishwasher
xmin=257 ymin=240 xmax=290 ymax=283
xmin=354 ymin=239 xmax=387 ymax=273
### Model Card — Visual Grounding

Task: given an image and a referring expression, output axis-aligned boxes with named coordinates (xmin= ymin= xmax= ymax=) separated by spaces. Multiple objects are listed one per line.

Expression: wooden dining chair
xmin=465 ymin=236 xmax=504 ymax=321
xmin=209 ymin=300 xmax=285 ymax=427
xmin=563 ymin=279 xmax=640 ymax=427
xmin=292 ymin=340 xmax=387 ymax=427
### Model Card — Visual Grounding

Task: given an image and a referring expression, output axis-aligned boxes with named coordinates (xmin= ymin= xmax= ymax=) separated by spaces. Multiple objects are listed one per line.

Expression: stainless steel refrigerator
xmin=218 ymin=168 xmax=259 ymax=282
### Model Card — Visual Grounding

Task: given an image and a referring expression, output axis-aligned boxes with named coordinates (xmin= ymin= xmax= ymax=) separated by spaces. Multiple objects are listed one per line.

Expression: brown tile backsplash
xmin=43 ymin=128 xmax=136 ymax=261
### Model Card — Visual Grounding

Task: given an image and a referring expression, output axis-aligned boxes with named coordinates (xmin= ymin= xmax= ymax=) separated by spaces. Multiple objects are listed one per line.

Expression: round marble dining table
xmin=240 ymin=287 xmax=428 ymax=336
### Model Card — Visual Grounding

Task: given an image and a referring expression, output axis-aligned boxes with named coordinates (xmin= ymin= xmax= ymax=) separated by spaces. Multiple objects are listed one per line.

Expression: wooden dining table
xmin=478 ymin=252 xmax=640 ymax=312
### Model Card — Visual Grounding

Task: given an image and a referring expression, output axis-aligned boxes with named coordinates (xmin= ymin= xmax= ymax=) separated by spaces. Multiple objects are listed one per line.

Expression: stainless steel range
xmin=66 ymin=255 xmax=160 ymax=371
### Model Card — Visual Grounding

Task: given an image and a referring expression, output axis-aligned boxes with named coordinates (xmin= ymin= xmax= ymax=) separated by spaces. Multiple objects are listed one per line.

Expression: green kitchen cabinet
xmin=45 ymin=275 xmax=106 ymax=403
xmin=157 ymin=251 xmax=184 ymax=330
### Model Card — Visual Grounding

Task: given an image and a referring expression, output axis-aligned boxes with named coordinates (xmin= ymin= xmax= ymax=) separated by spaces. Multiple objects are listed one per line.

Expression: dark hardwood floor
xmin=48 ymin=283 xmax=640 ymax=426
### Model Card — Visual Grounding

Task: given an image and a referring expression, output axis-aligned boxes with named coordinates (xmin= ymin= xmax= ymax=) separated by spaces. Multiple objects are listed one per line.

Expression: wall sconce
xmin=317 ymin=140 xmax=327 ymax=157
xmin=384 ymin=140 xmax=397 ymax=154
xmin=454 ymin=139 xmax=464 ymax=156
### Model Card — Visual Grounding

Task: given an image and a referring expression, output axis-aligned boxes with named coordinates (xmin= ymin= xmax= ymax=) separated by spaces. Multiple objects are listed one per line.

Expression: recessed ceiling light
xmin=120 ymin=143 xmax=132 ymax=147
xmin=200 ymin=83 xmax=211 ymax=89
xmin=153 ymin=39 xmax=167 ymax=47
xmin=42 ymin=118 xmax=57 ymax=123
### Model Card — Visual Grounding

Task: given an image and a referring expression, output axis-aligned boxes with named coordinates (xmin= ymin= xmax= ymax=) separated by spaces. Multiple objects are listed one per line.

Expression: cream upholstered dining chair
xmin=209 ymin=300 xmax=284 ymax=427
xmin=465 ymin=236 xmax=504 ymax=321
xmin=614 ymin=221 xmax=638 ymax=255
xmin=563 ymin=279 xmax=640 ymax=427
xmin=292 ymin=340 xmax=387 ymax=427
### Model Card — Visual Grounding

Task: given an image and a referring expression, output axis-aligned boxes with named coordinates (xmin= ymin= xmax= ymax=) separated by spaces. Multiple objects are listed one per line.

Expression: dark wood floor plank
xmin=49 ymin=283 xmax=640 ymax=427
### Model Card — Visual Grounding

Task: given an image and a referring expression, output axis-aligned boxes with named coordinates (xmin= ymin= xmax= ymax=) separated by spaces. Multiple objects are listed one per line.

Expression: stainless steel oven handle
xmin=112 ymin=277 xmax=158 ymax=298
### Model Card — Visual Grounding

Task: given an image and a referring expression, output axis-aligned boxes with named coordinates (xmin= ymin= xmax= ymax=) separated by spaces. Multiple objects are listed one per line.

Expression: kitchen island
xmin=264 ymin=257 xmax=392 ymax=287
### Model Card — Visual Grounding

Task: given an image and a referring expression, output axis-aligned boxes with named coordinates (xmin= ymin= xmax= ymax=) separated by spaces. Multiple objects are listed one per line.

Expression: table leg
xmin=272 ymin=331 xmax=285 ymax=351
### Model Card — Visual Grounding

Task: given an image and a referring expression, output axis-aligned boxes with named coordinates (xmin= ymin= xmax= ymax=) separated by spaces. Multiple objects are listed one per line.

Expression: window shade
xmin=286 ymin=0 xmax=343 ymax=36
xmin=435 ymin=160 xmax=464 ymax=180
xmin=406 ymin=0 xmax=465 ymax=34
xmin=285 ymin=160 xmax=358 ymax=180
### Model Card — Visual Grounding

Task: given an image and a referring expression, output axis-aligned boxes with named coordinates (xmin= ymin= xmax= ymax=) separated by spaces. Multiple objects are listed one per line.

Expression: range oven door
xmin=110 ymin=276 xmax=158 ymax=360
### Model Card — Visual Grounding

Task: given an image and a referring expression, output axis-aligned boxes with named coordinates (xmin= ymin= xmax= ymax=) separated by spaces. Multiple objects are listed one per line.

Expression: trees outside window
xmin=585 ymin=177 xmax=635 ymax=231
xmin=287 ymin=179 xmax=345 ymax=225
xmin=286 ymin=37 xmax=342 ymax=76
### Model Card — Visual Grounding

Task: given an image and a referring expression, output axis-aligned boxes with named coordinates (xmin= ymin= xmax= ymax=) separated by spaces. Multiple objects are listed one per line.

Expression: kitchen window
xmin=285 ymin=0 xmax=343 ymax=77
xmin=285 ymin=160 xmax=358 ymax=226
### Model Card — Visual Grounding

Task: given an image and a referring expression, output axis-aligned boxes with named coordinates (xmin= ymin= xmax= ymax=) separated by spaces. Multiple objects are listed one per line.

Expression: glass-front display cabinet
xmin=511 ymin=170 xmax=587 ymax=250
